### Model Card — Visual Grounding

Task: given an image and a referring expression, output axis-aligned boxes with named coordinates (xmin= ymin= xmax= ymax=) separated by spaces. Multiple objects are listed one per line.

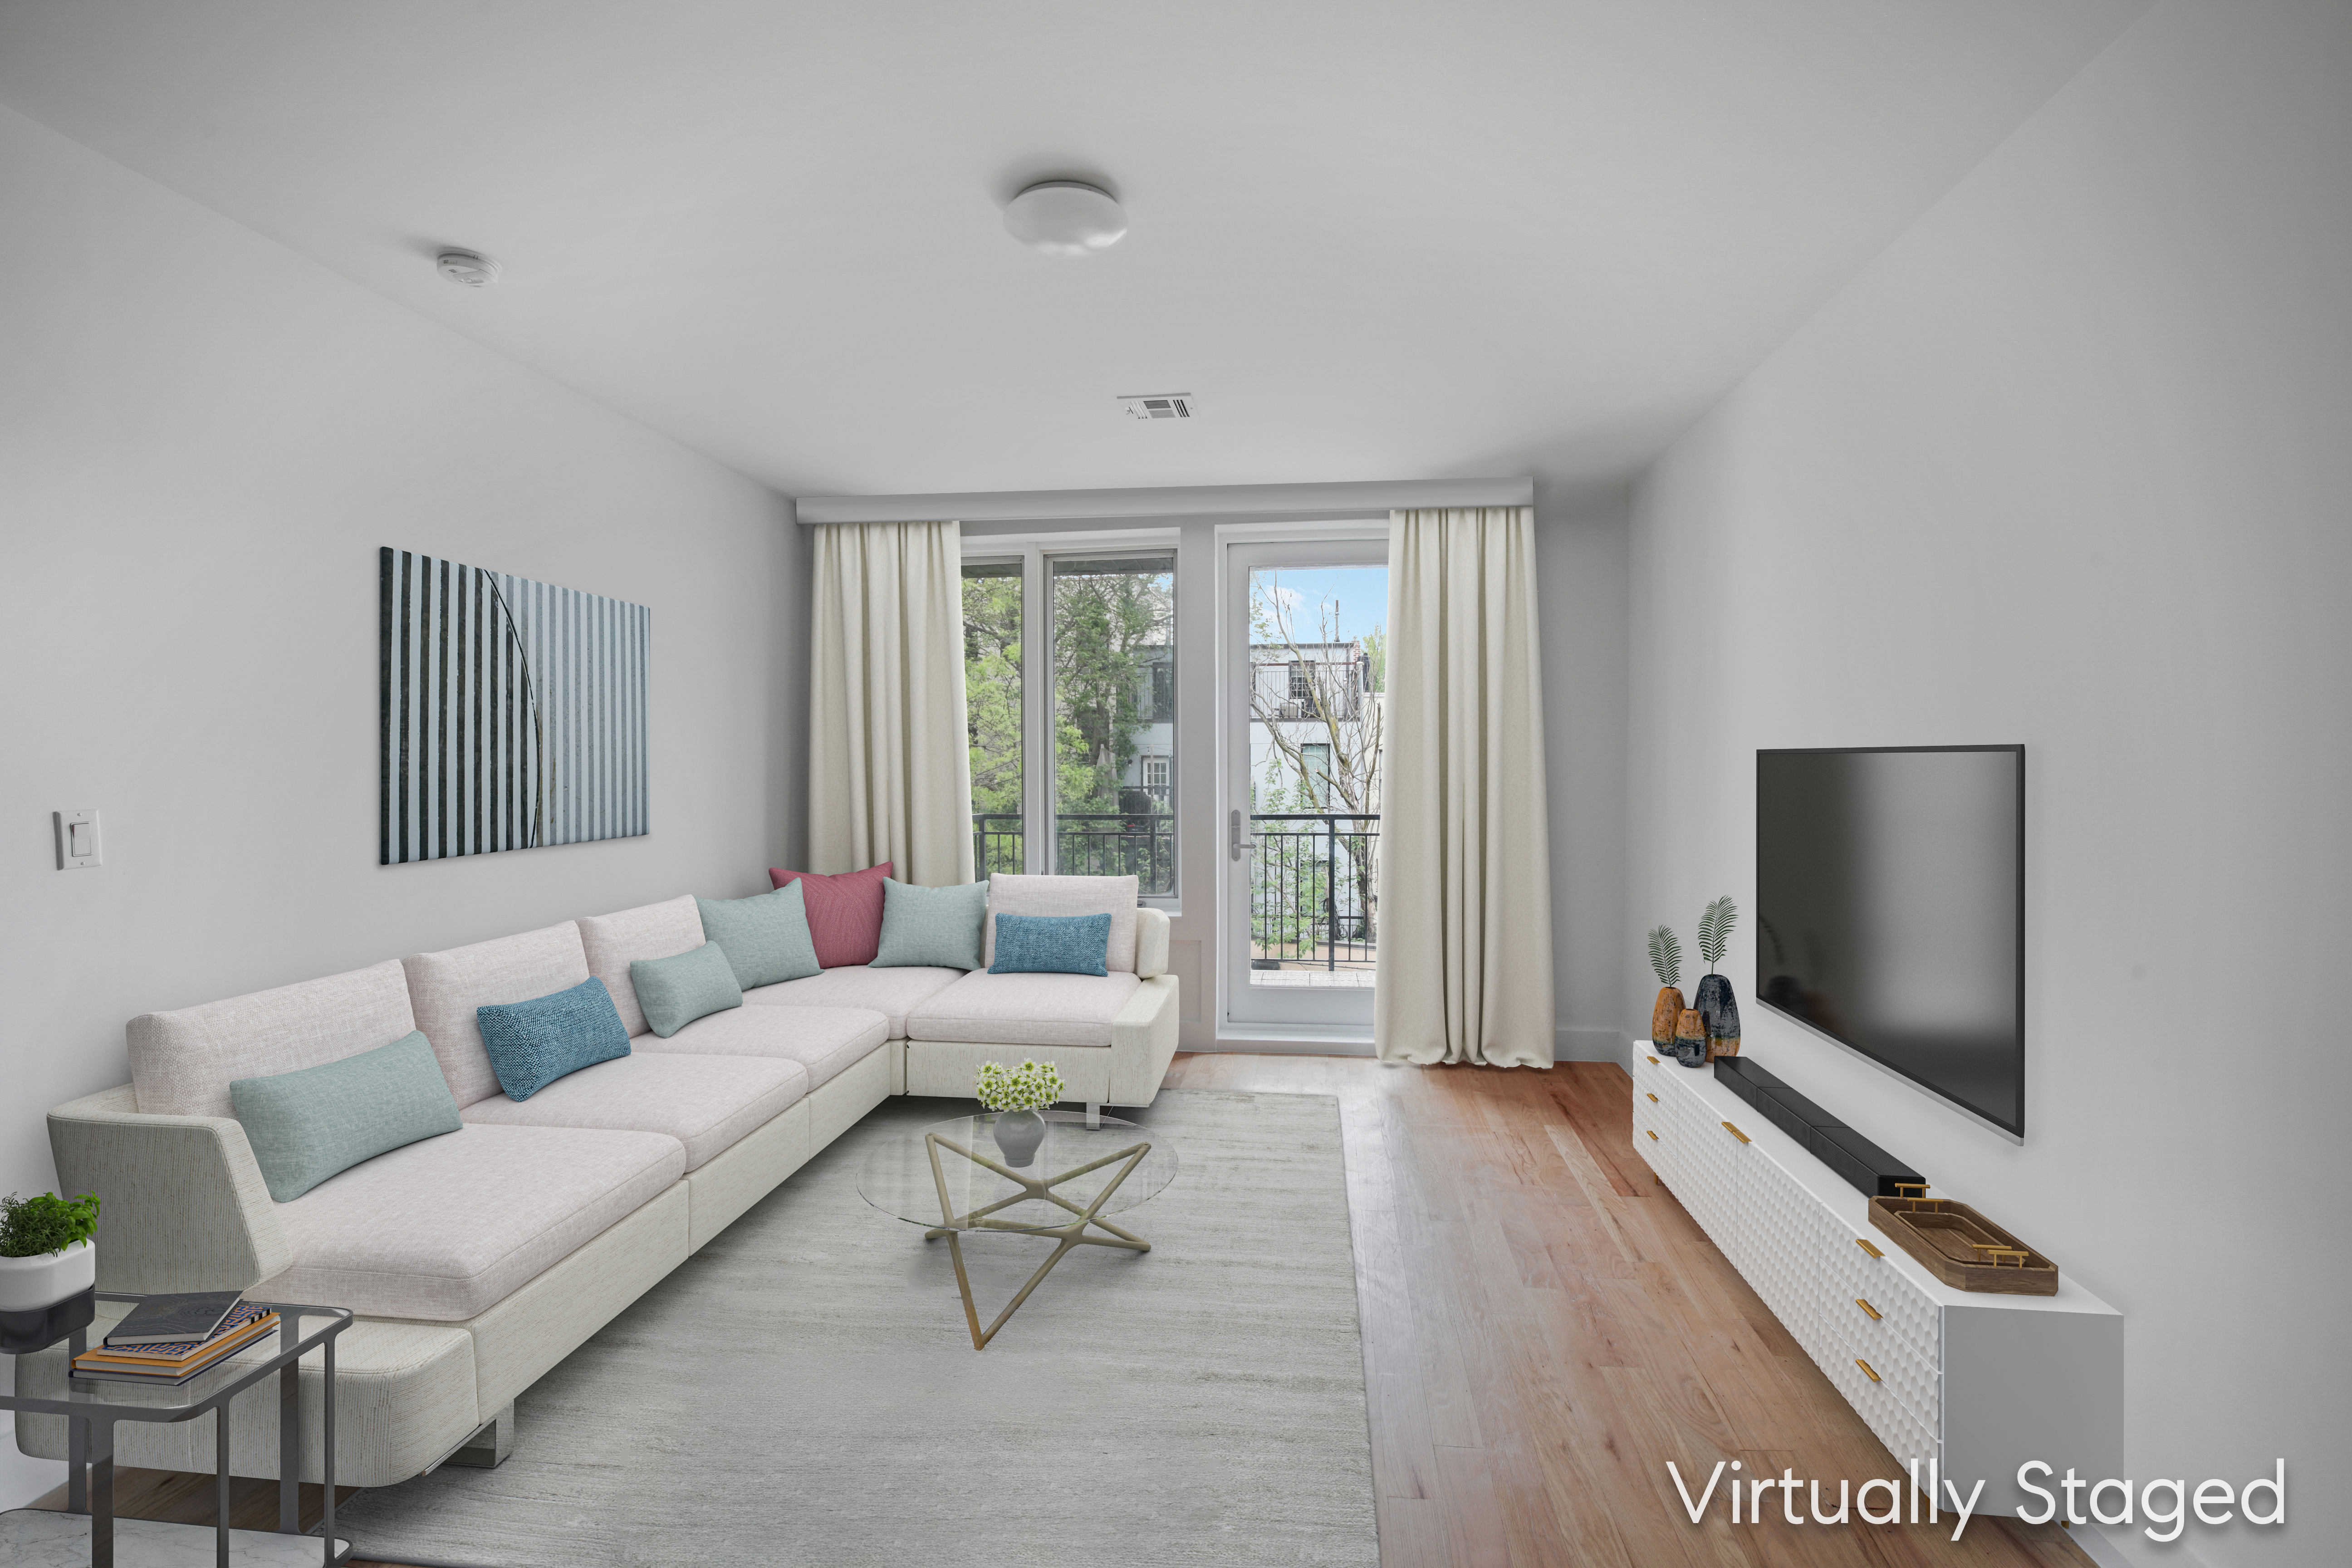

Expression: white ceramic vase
xmin=0 ymin=1239 xmax=96 ymax=1312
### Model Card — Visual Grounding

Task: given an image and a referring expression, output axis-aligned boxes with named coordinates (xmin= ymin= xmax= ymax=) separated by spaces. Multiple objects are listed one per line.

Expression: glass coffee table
xmin=858 ymin=1109 xmax=1177 ymax=1349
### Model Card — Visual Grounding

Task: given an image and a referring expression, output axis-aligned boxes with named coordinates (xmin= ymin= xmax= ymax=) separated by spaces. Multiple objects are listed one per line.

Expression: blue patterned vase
xmin=1695 ymin=974 xmax=1741 ymax=1057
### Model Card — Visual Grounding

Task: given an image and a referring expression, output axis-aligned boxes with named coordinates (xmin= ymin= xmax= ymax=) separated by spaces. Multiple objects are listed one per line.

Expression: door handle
xmin=1229 ymin=809 xmax=1255 ymax=862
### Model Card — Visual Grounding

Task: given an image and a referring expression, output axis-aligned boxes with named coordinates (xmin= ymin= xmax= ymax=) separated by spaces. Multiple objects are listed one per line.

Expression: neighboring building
xmin=1245 ymin=641 xmax=1375 ymax=812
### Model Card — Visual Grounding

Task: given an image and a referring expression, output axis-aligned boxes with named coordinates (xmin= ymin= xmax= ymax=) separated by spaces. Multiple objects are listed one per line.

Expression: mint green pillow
xmin=630 ymin=942 xmax=744 ymax=1038
xmin=872 ymin=879 xmax=989 ymax=970
xmin=696 ymin=884 xmax=820 ymax=990
xmin=230 ymin=1032 xmax=463 ymax=1202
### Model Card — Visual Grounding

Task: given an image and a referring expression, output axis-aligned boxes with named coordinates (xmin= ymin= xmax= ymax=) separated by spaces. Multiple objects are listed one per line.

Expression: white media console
xmin=1632 ymin=1050 xmax=2122 ymax=1514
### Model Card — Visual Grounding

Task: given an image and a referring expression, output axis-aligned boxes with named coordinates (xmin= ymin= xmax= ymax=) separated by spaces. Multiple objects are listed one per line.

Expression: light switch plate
xmin=55 ymin=808 xmax=102 ymax=870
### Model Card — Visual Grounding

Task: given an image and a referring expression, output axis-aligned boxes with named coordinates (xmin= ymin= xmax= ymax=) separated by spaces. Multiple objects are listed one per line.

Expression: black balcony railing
xmin=1249 ymin=813 xmax=1378 ymax=971
xmin=971 ymin=812 xmax=1176 ymax=895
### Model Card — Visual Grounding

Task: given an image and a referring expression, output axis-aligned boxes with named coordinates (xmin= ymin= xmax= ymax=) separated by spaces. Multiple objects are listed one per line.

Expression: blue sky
xmin=1252 ymin=565 xmax=1387 ymax=644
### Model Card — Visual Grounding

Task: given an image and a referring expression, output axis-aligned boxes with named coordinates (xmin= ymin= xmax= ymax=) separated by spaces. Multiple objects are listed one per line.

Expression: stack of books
xmin=70 ymin=1292 xmax=279 ymax=1386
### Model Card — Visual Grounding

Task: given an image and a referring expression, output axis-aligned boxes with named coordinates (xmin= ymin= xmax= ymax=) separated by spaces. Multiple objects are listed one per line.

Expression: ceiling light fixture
xmin=435 ymin=249 xmax=502 ymax=287
xmin=1003 ymin=181 xmax=1127 ymax=257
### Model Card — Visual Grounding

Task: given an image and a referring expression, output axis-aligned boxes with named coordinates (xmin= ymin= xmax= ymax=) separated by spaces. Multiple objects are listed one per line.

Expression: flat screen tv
xmin=1755 ymin=746 xmax=2025 ymax=1138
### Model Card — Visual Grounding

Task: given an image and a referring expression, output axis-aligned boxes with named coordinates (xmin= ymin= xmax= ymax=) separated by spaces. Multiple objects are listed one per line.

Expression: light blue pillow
xmin=477 ymin=976 xmax=632 ymax=1100
xmin=696 ymin=884 xmax=820 ymax=989
xmin=230 ymin=1031 xmax=463 ymax=1202
xmin=873 ymin=879 xmax=988 ymax=970
xmin=630 ymin=943 xmax=744 ymax=1039
xmin=988 ymin=912 xmax=1112 ymax=977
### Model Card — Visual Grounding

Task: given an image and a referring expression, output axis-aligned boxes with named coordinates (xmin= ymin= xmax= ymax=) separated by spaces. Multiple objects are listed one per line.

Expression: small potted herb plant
xmin=0 ymin=1191 xmax=101 ymax=1313
xmin=1694 ymin=895 xmax=1742 ymax=1058
xmin=975 ymin=1060 xmax=1065 ymax=1168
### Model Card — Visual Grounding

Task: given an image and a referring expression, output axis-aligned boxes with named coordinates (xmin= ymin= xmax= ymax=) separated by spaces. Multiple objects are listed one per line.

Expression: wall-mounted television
xmin=1755 ymin=746 xmax=2025 ymax=1138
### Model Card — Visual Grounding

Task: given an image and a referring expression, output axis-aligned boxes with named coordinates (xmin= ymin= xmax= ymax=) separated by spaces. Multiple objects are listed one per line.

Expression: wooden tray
xmin=1867 ymin=1191 xmax=2058 ymax=1295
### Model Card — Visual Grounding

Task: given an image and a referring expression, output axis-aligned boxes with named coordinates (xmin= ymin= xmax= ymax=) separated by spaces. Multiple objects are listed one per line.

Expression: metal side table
xmin=0 ymin=1289 xmax=354 ymax=1567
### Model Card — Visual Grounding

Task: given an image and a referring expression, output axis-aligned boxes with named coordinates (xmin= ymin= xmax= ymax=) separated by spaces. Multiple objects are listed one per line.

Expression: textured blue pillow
xmin=988 ymin=912 xmax=1112 ymax=977
xmin=231 ymin=1031 xmax=463 ymax=1201
xmin=476 ymin=977 xmax=632 ymax=1101
xmin=873 ymin=879 xmax=989 ymax=970
xmin=696 ymin=883 xmax=821 ymax=989
xmin=629 ymin=942 xmax=745 ymax=1039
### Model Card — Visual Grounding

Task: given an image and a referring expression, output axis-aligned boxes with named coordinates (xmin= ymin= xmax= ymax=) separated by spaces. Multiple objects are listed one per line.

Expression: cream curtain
xmin=1373 ymin=506 xmax=1556 ymax=1068
xmin=807 ymin=520 xmax=976 ymax=886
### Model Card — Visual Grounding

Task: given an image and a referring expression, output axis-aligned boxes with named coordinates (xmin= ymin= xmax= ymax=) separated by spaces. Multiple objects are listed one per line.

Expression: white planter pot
xmin=0 ymin=1239 xmax=96 ymax=1312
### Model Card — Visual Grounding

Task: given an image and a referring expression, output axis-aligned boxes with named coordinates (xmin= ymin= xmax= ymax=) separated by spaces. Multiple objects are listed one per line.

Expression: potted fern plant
xmin=0 ymin=1191 xmax=100 ymax=1313
xmin=1646 ymin=926 xmax=1686 ymax=1049
xmin=975 ymin=1060 xmax=1064 ymax=1168
xmin=1694 ymin=895 xmax=1742 ymax=1058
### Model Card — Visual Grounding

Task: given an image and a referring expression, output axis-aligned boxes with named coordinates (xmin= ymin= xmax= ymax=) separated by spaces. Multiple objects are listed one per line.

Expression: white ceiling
xmin=0 ymin=0 xmax=2146 ymax=499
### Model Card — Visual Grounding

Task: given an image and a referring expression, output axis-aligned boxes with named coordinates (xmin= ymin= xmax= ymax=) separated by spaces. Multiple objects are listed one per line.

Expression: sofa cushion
xmin=873 ymin=878 xmax=987 ymax=970
xmin=767 ymin=863 xmax=891 ymax=968
xmin=577 ymin=895 xmax=703 ymax=1037
xmin=405 ymin=922 xmax=593 ymax=1107
xmin=984 ymin=874 xmax=1138 ymax=972
xmin=459 ymin=1053 xmax=806 ymax=1171
xmin=740 ymin=964 xmax=963 ymax=1039
xmin=635 ymin=1004 xmax=889 ymax=1092
xmin=989 ymin=912 xmax=1112 ymax=976
xmin=475 ymin=976 xmax=633 ymax=1100
xmin=906 ymin=970 xmax=1143 ymax=1048
xmin=629 ymin=944 xmax=743 ymax=1039
xmin=696 ymin=886 xmax=821 ymax=989
xmin=230 ymin=1030 xmax=464 ymax=1201
xmin=259 ymin=1123 xmax=685 ymax=1321
xmin=129 ymin=960 xmax=417 ymax=1118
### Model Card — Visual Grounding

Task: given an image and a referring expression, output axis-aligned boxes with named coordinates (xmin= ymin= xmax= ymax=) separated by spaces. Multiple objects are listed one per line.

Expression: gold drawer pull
xmin=1854 ymin=1297 xmax=1881 ymax=1321
xmin=1646 ymin=1055 xmax=1659 ymax=1065
xmin=1721 ymin=1121 xmax=1750 ymax=1143
xmin=1646 ymin=1130 xmax=1659 ymax=1141
xmin=1646 ymin=1093 xmax=1659 ymax=1103
xmin=1855 ymin=1358 xmax=1881 ymax=1384
xmin=1855 ymin=1238 xmax=1884 ymax=1259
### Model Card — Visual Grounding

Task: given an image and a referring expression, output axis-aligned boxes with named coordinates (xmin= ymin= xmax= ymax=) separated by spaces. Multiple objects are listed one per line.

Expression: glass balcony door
xmin=1223 ymin=538 xmax=1387 ymax=1030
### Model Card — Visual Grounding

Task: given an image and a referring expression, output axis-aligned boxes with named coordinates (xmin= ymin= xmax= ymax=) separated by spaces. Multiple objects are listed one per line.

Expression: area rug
xmin=338 ymin=1089 xmax=1377 ymax=1568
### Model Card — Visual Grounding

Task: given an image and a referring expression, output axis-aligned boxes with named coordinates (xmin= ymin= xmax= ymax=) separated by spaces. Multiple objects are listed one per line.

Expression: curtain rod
xmin=791 ymin=477 xmax=1534 ymax=525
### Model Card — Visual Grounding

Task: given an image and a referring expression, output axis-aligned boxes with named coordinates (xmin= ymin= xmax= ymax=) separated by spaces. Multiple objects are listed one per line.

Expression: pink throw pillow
xmin=768 ymin=862 xmax=892 ymax=968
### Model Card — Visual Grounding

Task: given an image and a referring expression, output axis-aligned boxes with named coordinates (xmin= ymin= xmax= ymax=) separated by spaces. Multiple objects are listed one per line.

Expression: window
xmin=1288 ymin=662 xmax=1312 ymax=700
xmin=1049 ymin=554 xmax=1177 ymax=893
xmin=1301 ymin=742 xmax=1332 ymax=807
xmin=961 ymin=559 xmax=1024 ymax=875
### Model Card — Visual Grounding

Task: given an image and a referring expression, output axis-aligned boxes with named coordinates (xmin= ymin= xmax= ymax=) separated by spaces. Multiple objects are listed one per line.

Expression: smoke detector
xmin=435 ymin=249 xmax=502 ymax=288
xmin=1118 ymin=392 xmax=1196 ymax=421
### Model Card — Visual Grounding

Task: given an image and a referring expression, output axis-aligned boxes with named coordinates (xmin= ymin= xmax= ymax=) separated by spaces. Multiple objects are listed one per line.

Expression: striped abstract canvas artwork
xmin=379 ymin=547 xmax=650 ymax=864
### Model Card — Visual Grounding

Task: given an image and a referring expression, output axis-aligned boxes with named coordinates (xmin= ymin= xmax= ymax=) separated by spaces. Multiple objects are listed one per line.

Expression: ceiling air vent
xmin=1117 ymin=392 xmax=1196 ymax=421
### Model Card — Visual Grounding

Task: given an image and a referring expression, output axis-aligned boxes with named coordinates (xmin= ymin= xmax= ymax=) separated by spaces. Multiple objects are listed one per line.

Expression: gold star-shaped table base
xmin=922 ymin=1131 xmax=1154 ymax=1350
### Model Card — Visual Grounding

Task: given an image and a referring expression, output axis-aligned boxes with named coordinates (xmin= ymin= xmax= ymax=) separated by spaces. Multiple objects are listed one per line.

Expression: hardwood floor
xmin=1160 ymin=1053 xmax=2096 ymax=1568
xmin=32 ymin=1055 xmax=2096 ymax=1567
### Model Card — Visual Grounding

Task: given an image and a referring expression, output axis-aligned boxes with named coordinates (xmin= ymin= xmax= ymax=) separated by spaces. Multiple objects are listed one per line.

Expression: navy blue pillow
xmin=988 ymin=912 xmax=1112 ymax=977
xmin=475 ymin=977 xmax=631 ymax=1101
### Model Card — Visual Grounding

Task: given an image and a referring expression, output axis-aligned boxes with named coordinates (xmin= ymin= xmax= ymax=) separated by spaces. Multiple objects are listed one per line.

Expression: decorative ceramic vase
xmin=0 ymin=1240 xmax=95 ymax=1313
xmin=991 ymin=1109 xmax=1046 ymax=1169
xmin=1695 ymin=974 xmax=1741 ymax=1058
xmin=1673 ymin=1008 xmax=1709 ymax=1068
xmin=1649 ymin=986 xmax=1686 ymax=1048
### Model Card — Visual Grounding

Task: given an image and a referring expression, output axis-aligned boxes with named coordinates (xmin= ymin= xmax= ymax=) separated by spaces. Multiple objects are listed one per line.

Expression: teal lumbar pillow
xmin=696 ymin=884 xmax=820 ymax=990
xmin=230 ymin=1031 xmax=464 ymax=1202
xmin=873 ymin=879 xmax=989 ymax=970
xmin=476 ymin=976 xmax=632 ymax=1099
xmin=630 ymin=942 xmax=745 ymax=1038
xmin=987 ymin=912 xmax=1112 ymax=977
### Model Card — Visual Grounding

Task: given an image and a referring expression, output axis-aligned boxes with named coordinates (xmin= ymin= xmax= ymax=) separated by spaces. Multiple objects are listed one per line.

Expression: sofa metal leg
xmin=1085 ymin=1101 xmax=1102 ymax=1128
xmin=444 ymin=1402 xmax=515 ymax=1470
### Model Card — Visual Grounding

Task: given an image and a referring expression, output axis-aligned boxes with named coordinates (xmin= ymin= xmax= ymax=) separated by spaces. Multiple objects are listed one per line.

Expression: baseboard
xmin=1553 ymin=1027 xmax=1630 ymax=1065
xmin=2078 ymin=1519 xmax=2212 ymax=1568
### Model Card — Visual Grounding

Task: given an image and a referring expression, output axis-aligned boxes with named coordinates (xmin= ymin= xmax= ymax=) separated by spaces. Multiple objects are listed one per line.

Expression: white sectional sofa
xmin=18 ymin=884 xmax=1176 ymax=1489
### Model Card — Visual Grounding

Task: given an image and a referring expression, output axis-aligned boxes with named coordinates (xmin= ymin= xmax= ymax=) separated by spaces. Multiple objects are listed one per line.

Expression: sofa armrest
xmin=1107 ymin=976 xmax=1181 ymax=1107
xmin=1135 ymin=908 xmax=1171 ymax=979
xmin=48 ymin=1085 xmax=294 ymax=1294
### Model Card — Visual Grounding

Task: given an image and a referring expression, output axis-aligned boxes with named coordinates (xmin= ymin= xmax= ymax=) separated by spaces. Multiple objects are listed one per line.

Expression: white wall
xmin=0 ymin=105 xmax=800 ymax=1507
xmin=1625 ymin=3 xmax=2349 ymax=1563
